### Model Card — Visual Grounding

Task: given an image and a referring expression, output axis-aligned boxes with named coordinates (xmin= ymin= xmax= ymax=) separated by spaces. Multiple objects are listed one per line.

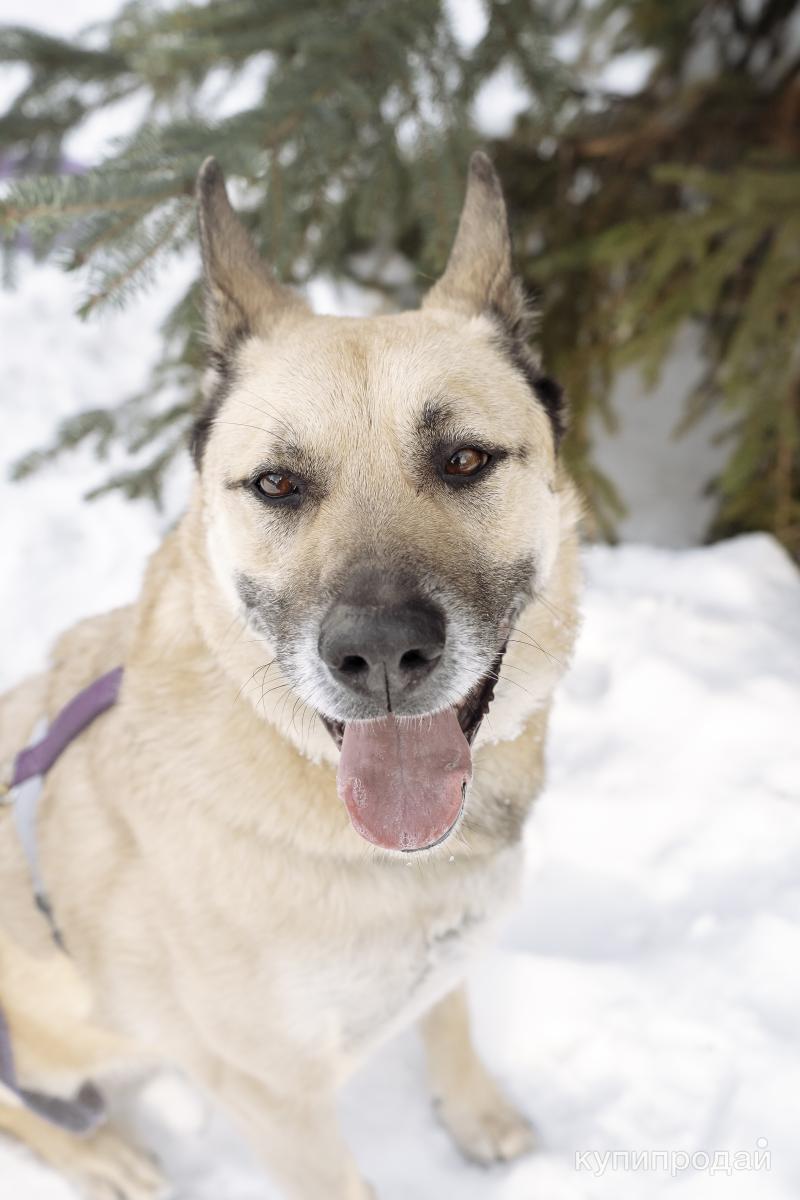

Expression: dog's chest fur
xmin=104 ymin=800 xmax=524 ymax=1075
xmin=269 ymin=847 xmax=523 ymax=1062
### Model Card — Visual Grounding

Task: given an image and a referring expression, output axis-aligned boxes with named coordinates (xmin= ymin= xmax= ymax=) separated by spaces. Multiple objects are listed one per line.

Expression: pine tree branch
xmin=0 ymin=187 xmax=186 ymax=229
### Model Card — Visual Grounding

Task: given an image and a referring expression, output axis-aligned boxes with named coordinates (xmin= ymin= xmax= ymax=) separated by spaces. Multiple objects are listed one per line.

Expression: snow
xmin=0 ymin=0 xmax=112 ymax=31
xmin=590 ymin=325 xmax=732 ymax=548
xmin=2 ymin=261 xmax=799 ymax=1198
xmin=472 ymin=62 xmax=533 ymax=138
xmin=0 ymin=262 xmax=193 ymax=688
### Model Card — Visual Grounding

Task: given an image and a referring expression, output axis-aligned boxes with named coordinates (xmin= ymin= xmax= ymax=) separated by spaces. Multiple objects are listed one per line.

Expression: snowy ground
xmin=2 ymin=263 xmax=800 ymax=1200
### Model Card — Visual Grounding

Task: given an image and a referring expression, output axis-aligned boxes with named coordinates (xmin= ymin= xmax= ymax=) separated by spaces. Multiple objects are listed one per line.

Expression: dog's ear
xmin=424 ymin=153 xmax=567 ymax=447
xmin=196 ymin=157 xmax=306 ymax=350
xmin=422 ymin=151 xmax=530 ymax=338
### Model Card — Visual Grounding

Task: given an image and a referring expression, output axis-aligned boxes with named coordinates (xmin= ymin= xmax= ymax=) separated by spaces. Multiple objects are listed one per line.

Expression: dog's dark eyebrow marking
xmin=417 ymin=399 xmax=454 ymax=437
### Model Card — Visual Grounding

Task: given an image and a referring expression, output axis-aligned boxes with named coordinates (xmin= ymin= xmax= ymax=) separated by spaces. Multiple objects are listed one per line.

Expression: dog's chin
xmin=317 ymin=642 xmax=507 ymax=752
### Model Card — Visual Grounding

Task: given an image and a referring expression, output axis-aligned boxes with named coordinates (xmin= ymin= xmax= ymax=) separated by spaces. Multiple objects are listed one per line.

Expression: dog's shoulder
xmin=48 ymin=606 xmax=134 ymax=711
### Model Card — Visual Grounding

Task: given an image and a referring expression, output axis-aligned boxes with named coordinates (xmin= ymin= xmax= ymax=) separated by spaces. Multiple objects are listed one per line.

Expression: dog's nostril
xmin=340 ymin=654 xmax=368 ymax=676
xmin=399 ymin=648 xmax=433 ymax=672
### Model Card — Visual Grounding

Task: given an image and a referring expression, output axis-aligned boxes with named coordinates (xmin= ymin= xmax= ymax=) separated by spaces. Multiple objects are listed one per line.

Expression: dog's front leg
xmin=213 ymin=1061 xmax=374 ymax=1200
xmin=0 ymin=1099 xmax=167 ymax=1199
xmin=421 ymin=985 xmax=536 ymax=1166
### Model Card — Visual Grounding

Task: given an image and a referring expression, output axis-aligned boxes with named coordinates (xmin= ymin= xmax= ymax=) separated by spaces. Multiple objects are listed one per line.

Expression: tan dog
xmin=0 ymin=153 xmax=581 ymax=1199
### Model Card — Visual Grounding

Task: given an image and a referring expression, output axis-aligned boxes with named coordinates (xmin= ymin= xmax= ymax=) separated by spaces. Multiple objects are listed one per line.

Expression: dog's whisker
xmin=252 ymin=678 xmax=289 ymax=708
xmin=231 ymin=383 xmax=301 ymax=431
xmin=259 ymin=670 xmax=290 ymax=713
xmin=259 ymin=665 xmax=271 ymax=714
xmin=233 ymin=661 xmax=273 ymax=707
xmin=298 ymin=703 xmax=311 ymax=749
xmin=484 ymin=670 xmax=538 ymax=704
xmin=533 ymin=590 xmax=573 ymax=622
xmin=499 ymin=659 xmax=536 ymax=676
xmin=289 ymin=695 xmax=305 ymax=739
xmin=303 ymin=703 xmax=320 ymax=748
xmin=225 ymin=396 xmax=300 ymax=449
xmin=276 ymin=683 xmax=297 ymax=729
xmin=262 ymin=688 xmax=290 ymax=720
xmin=508 ymin=627 xmax=565 ymax=668
xmin=211 ymin=418 xmax=307 ymax=457
xmin=218 ymin=611 xmax=243 ymax=651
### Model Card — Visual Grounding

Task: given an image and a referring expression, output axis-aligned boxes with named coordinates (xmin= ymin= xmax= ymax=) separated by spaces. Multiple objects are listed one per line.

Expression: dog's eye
xmin=254 ymin=472 xmax=300 ymax=500
xmin=443 ymin=447 xmax=491 ymax=479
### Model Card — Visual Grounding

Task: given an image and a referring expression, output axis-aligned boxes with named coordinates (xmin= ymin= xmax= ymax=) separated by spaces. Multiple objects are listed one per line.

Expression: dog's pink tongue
xmin=337 ymin=710 xmax=472 ymax=851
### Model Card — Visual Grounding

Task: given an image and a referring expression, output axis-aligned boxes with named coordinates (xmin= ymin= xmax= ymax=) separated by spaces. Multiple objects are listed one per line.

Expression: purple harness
xmin=9 ymin=667 xmax=123 ymax=791
xmin=0 ymin=666 xmax=123 ymax=1134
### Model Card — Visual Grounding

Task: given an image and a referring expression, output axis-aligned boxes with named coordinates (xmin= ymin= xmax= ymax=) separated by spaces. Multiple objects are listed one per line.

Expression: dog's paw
xmin=436 ymin=1079 xmax=536 ymax=1166
xmin=60 ymin=1126 xmax=169 ymax=1200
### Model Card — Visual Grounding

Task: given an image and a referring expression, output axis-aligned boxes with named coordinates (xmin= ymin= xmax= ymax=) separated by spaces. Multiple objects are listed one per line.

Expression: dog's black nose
xmin=319 ymin=586 xmax=445 ymax=706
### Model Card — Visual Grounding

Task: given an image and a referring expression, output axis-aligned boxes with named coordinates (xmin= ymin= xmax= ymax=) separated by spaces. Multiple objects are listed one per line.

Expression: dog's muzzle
xmin=318 ymin=590 xmax=446 ymax=712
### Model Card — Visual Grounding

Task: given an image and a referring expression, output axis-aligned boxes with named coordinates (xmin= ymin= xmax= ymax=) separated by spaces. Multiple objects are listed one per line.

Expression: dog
xmin=0 ymin=152 xmax=581 ymax=1199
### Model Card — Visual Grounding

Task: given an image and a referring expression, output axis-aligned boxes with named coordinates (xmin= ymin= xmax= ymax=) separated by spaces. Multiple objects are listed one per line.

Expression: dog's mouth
xmin=320 ymin=644 xmax=506 ymax=854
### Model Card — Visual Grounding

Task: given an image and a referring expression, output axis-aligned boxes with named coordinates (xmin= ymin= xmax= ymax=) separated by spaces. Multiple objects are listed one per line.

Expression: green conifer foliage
xmin=1 ymin=0 xmax=798 ymax=556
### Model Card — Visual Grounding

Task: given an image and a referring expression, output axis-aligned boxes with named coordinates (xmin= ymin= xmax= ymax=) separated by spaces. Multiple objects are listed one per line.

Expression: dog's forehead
xmin=231 ymin=310 xmax=536 ymax=438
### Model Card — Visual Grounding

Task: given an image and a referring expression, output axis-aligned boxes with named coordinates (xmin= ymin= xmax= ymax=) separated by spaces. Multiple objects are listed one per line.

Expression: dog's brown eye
xmin=444 ymin=448 xmax=490 ymax=477
xmin=255 ymin=472 xmax=298 ymax=499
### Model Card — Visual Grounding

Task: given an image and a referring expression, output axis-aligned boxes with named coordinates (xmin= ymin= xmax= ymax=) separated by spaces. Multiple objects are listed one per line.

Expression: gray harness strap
xmin=9 ymin=720 xmax=64 ymax=949
xmin=0 ymin=666 xmax=124 ymax=1135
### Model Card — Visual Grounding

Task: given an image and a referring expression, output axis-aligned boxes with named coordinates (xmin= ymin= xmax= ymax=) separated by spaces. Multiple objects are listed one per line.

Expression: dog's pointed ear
xmin=424 ymin=153 xmax=567 ymax=447
xmin=196 ymin=157 xmax=306 ymax=350
xmin=423 ymin=152 xmax=529 ymax=337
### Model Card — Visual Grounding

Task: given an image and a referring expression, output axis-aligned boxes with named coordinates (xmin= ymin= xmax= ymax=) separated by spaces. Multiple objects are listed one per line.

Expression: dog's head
xmin=190 ymin=153 xmax=571 ymax=852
